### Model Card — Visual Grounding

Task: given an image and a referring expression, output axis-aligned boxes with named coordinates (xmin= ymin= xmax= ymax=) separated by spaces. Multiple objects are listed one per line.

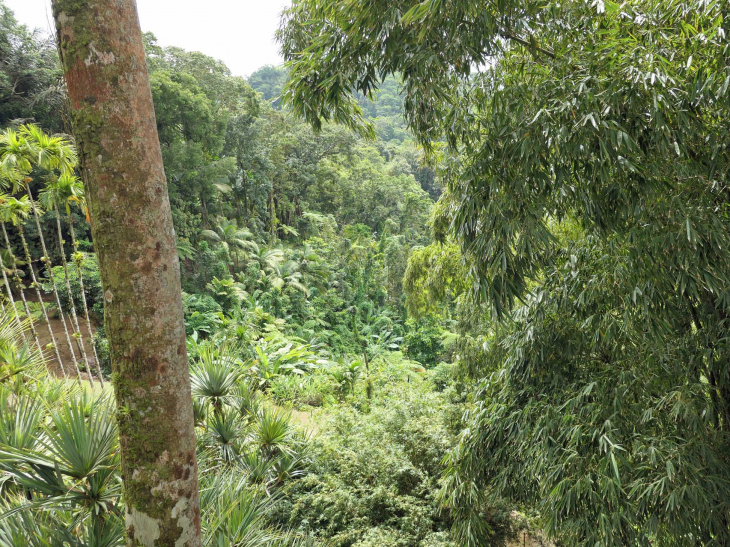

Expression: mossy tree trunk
xmin=52 ymin=1 xmax=202 ymax=546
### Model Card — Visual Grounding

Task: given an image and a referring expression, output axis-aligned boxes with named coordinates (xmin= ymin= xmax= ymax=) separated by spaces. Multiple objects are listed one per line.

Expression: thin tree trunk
xmin=54 ymin=204 xmax=94 ymax=383
xmin=67 ymin=213 xmax=104 ymax=386
xmin=269 ymin=190 xmax=276 ymax=242
xmin=2 ymin=223 xmax=45 ymax=361
xmin=17 ymin=224 xmax=72 ymax=378
xmin=0 ymin=250 xmax=27 ymax=344
xmin=53 ymin=2 xmax=202 ymax=546
xmin=25 ymin=188 xmax=87 ymax=384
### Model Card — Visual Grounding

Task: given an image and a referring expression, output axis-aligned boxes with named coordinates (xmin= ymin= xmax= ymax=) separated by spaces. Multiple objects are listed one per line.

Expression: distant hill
xmin=248 ymin=66 xmax=408 ymax=143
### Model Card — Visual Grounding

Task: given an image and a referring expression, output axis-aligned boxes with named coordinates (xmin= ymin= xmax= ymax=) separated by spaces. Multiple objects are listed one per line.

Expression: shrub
xmin=277 ymin=384 xmax=458 ymax=547
xmin=270 ymin=372 xmax=336 ymax=408
xmin=431 ymin=362 xmax=455 ymax=392
xmin=404 ymin=318 xmax=444 ymax=366
xmin=182 ymin=291 xmax=222 ymax=336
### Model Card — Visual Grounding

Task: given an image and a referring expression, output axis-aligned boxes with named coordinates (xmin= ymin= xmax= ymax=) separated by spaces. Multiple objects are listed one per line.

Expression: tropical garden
xmin=0 ymin=0 xmax=728 ymax=546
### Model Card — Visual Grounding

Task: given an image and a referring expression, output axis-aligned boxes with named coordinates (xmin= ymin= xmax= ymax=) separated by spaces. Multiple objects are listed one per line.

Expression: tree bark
xmin=52 ymin=2 xmax=202 ymax=546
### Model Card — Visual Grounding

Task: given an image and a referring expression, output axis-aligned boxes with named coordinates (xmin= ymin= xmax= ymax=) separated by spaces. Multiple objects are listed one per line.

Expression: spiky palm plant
xmin=203 ymin=407 xmax=244 ymax=463
xmin=232 ymin=380 xmax=261 ymax=423
xmin=0 ymin=391 xmax=121 ymax=545
xmin=0 ymin=390 xmax=44 ymax=452
xmin=0 ymin=311 xmax=305 ymax=547
xmin=190 ymin=342 xmax=243 ymax=414
xmin=199 ymin=472 xmax=278 ymax=547
xmin=237 ymin=449 xmax=276 ymax=487
xmin=252 ymin=406 xmax=292 ymax=460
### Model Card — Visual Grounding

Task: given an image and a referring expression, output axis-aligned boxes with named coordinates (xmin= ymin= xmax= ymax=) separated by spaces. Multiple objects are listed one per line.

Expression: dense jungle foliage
xmin=1 ymin=0 xmax=729 ymax=546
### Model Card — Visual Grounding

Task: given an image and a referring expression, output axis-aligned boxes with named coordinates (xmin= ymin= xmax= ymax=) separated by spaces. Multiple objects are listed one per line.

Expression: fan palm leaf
xmin=190 ymin=343 xmax=243 ymax=412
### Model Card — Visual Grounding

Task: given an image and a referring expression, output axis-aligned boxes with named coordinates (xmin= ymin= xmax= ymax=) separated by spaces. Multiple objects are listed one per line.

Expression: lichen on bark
xmin=51 ymin=1 xmax=202 ymax=546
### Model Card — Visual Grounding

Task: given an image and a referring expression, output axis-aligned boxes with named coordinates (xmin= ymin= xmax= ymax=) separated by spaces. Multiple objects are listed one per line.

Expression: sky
xmin=5 ymin=0 xmax=291 ymax=77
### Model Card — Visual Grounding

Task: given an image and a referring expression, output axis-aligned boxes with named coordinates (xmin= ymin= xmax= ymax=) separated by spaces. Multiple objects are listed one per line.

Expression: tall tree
xmin=40 ymin=172 xmax=100 ymax=384
xmin=281 ymin=1 xmax=730 ymax=545
xmin=200 ymin=218 xmax=258 ymax=272
xmin=40 ymin=172 xmax=104 ymax=387
xmin=14 ymin=125 xmax=88 ymax=383
xmin=1 ymin=195 xmax=70 ymax=377
xmin=52 ymin=1 xmax=202 ymax=546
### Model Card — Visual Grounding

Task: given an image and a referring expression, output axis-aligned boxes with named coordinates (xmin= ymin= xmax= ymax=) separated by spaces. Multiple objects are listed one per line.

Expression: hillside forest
xmin=0 ymin=1 xmax=729 ymax=547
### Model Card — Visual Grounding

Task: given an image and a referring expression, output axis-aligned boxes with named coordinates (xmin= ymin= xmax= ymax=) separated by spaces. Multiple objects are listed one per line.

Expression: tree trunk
xmin=52 ymin=2 xmax=202 ymax=546
xmin=67 ymin=213 xmax=105 ymax=386
xmin=0 ymin=248 xmax=27 ymax=345
xmin=26 ymin=189 xmax=85 ymax=382
xmin=1 ymin=223 xmax=45 ymax=360
xmin=54 ymin=204 xmax=95 ymax=383
xmin=18 ymin=225 xmax=72 ymax=378
xmin=269 ymin=190 xmax=276 ymax=242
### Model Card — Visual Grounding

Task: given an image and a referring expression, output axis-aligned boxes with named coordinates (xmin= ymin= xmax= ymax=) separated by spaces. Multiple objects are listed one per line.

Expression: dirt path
xmin=269 ymin=402 xmax=321 ymax=436
xmin=24 ymin=292 xmax=101 ymax=382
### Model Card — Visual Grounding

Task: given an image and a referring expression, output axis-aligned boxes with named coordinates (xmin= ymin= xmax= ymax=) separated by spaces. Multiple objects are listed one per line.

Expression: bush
xmin=431 ymin=362 xmax=455 ymax=392
xmin=276 ymin=383 xmax=458 ymax=547
xmin=92 ymin=326 xmax=111 ymax=377
xmin=182 ymin=292 xmax=222 ymax=336
xmin=404 ymin=318 xmax=444 ymax=366
xmin=270 ymin=372 xmax=337 ymax=408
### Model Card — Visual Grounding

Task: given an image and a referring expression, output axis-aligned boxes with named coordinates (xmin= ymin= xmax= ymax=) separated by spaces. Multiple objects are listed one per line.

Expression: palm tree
xmin=290 ymin=244 xmax=330 ymax=290
xmin=258 ymin=253 xmax=309 ymax=296
xmin=11 ymin=125 xmax=88 ymax=384
xmin=0 ymin=155 xmax=41 ymax=356
xmin=0 ymin=225 xmax=43 ymax=360
xmin=253 ymin=247 xmax=285 ymax=272
xmin=201 ymin=218 xmax=259 ymax=271
xmin=53 ymin=173 xmax=105 ymax=384
xmin=0 ymin=195 xmax=71 ymax=379
xmin=190 ymin=342 xmax=242 ymax=415
xmin=0 ymin=197 xmax=26 ymax=347
xmin=40 ymin=172 xmax=100 ymax=384
xmin=0 ymin=241 xmax=24 ymax=343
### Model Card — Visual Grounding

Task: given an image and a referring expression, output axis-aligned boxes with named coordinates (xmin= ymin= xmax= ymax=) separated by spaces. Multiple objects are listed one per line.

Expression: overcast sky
xmin=5 ymin=0 xmax=290 ymax=77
